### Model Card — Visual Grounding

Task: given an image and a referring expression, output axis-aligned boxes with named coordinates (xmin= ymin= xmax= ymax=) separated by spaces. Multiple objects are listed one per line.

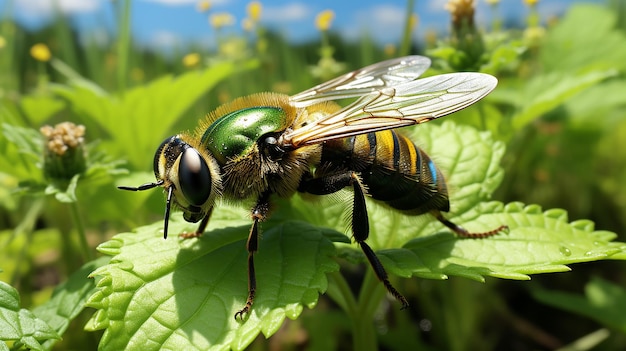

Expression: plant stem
xmin=352 ymin=269 xmax=387 ymax=351
xmin=326 ymin=270 xmax=358 ymax=314
xmin=326 ymin=266 xmax=385 ymax=351
xmin=10 ymin=198 xmax=45 ymax=286
xmin=359 ymin=270 xmax=387 ymax=320
xmin=116 ymin=0 xmax=131 ymax=94
xmin=399 ymin=0 xmax=415 ymax=56
xmin=69 ymin=201 xmax=94 ymax=262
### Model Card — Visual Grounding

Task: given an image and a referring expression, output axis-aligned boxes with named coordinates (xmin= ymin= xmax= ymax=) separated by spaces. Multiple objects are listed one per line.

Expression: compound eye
xmin=178 ymin=148 xmax=212 ymax=206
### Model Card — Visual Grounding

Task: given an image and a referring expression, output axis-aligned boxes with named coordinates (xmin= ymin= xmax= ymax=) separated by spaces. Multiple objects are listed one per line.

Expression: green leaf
xmin=45 ymin=174 xmax=80 ymax=203
xmin=541 ymin=4 xmax=626 ymax=73
xmin=1 ymin=123 xmax=43 ymax=161
xmin=0 ymin=123 xmax=43 ymax=181
xmin=52 ymin=59 xmax=259 ymax=169
xmin=510 ymin=70 xmax=616 ymax=129
xmin=385 ymin=202 xmax=625 ymax=281
xmin=19 ymin=95 xmax=67 ymax=126
xmin=50 ymin=58 xmax=108 ymax=96
xmin=532 ymin=277 xmax=626 ymax=332
xmin=31 ymin=257 xmax=110 ymax=350
xmin=0 ymin=281 xmax=60 ymax=350
xmin=88 ymin=216 xmax=339 ymax=351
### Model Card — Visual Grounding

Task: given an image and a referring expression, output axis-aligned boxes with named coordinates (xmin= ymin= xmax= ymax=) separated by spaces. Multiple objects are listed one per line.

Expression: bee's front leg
xmin=235 ymin=192 xmax=271 ymax=321
xmin=179 ymin=207 xmax=213 ymax=239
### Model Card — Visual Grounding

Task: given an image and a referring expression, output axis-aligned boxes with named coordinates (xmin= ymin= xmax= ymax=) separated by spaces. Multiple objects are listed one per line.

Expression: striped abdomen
xmin=319 ymin=130 xmax=450 ymax=215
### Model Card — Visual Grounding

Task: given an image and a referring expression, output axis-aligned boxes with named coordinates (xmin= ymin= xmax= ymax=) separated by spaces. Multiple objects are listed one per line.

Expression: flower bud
xmin=40 ymin=122 xmax=87 ymax=180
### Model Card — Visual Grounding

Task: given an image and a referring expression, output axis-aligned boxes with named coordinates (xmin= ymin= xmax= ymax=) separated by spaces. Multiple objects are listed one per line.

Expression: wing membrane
xmin=289 ymin=56 xmax=431 ymax=107
xmin=283 ymin=73 xmax=497 ymax=146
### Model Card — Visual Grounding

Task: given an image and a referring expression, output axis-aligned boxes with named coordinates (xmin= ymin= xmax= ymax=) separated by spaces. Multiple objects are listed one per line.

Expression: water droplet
xmin=559 ymin=246 xmax=572 ymax=256
xmin=419 ymin=319 xmax=432 ymax=332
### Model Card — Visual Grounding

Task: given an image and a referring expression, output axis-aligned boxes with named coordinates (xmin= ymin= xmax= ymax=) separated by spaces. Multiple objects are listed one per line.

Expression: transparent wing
xmin=283 ymin=72 xmax=497 ymax=146
xmin=289 ymin=56 xmax=431 ymax=107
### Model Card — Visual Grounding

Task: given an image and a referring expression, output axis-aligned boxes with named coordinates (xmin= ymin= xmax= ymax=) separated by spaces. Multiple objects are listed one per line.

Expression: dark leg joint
xmin=299 ymin=171 xmax=354 ymax=195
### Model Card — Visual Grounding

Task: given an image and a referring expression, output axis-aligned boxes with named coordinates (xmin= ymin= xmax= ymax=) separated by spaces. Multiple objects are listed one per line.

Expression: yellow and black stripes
xmin=319 ymin=130 xmax=450 ymax=215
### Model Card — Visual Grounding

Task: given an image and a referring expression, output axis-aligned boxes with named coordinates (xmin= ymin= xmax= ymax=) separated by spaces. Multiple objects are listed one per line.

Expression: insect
xmin=119 ymin=55 xmax=507 ymax=320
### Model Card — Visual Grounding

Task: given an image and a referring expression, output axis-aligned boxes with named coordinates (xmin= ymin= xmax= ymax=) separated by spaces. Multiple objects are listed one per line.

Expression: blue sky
xmin=0 ymin=0 xmax=603 ymax=49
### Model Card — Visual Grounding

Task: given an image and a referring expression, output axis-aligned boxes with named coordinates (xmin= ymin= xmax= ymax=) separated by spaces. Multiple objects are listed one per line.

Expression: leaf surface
xmin=88 ymin=217 xmax=339 ymax=351
xmin=0 ymin=281 xmax=60 ymax=350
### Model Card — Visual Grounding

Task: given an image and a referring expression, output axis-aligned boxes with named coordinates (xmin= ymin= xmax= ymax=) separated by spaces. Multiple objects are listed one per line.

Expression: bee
xmin=119 ymin=56 xmax=507 ymax=320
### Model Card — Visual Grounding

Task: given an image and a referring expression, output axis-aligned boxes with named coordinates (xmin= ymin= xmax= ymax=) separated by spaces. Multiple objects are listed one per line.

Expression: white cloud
xmin=367 ymin=4 xmax=407 ymax=28
xmin=539 ymin=1 xmax=570 ymax=18
xmin=14 ymin=0 xmax=102 ymax=18
xmin=427 ymin=0 xmax=449 ymax=13
xmin=141 ymin=0 xmax=196 ymax=4
xmin=263 ymin=2 xmax=312 ymax=23
xmin=140 ymin=0 xmax=230 ymax=5
xmin=348 ymin=5 xmax=413 ymax=43
xmin=151 ymin=30 xmax=181 ymax=48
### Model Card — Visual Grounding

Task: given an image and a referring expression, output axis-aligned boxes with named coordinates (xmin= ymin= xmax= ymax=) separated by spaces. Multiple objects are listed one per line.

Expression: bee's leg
xmin=179 ymin=206 xmax=213 ymax=239
xmin=300 ymin=172 xmax=409 ymax=309
xmin=348 ymin=173 xmax=410 ymax=309
xmin=235 ymin=192 xmax=271 ymax=321
xmin=433 ymin=211 xmax=508 ymax=239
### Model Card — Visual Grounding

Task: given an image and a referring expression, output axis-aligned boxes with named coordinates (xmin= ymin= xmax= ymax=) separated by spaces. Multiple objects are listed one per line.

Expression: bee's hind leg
xmin=433 ymin=211 xmax=508 ymax=239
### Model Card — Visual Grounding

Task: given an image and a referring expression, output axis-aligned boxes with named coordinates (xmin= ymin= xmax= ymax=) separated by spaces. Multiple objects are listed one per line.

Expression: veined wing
xmin=289 ymin=56 xmax=431 ymax=107
xmin=283 ymin=72 xmax=497 ymax=147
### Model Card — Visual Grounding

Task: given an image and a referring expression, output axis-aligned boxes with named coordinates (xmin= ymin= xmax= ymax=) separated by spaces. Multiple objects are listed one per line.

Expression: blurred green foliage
xmin=1 ymin=1 xmax=626 ymax=350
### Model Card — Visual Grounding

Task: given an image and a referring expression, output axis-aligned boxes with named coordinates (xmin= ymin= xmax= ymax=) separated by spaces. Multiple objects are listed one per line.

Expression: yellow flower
xmin=242 ymin=18 xmax=253 ymax=32
xmin=409 ymin=13 xmax=419 ymax=29
xmin=210 ymin=12 xmax=235 ymax=29
xmin=445 ymin=0 xmax=475 ymax=30
xmin=30 ymin=43 xmax=51 ymax=62
xmin=182 ymin=52 xmax=201 ymax=67
xmin=130 ymin=67 xmax=144 ymax=82
xmin=523 ymin=25 xmax=546 ymax=45
xmin=247 ymin=1 xmax=262 ymax=22
xmin=315 ymin=10 xmax=334 ymax=31
xmin=197 ymin=0 xmax=211 ymax=12
xmin=384 ymin=44 xmax=397 ymax=57
xmin=523 ymin=0 xmax=539 ymax=5
xmin=424 ymin=30 xmax=438 ymax=47
xmin=445 ymin=0 xmax=475 ymax=16
xmin=0 ymin=35 xmax=6 ymax=49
